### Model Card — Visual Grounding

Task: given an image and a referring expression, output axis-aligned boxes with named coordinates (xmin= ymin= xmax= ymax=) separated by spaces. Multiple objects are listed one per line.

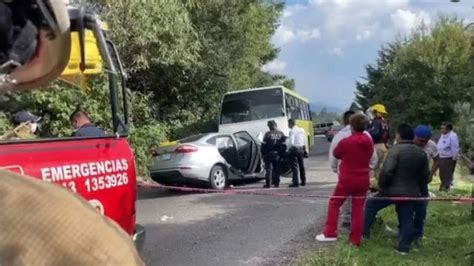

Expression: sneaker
xmin=301 ymin=182 xmax=306 ymax=186
xmin=289 ymin=184 xmax=299 ymax=188
xmin=263 ymin=184 xmax=270 ymax=188
xmin=315 ymin=234 xmax=337 ymax=242
xmin=395 ymin=248 xmax=409 ymax=255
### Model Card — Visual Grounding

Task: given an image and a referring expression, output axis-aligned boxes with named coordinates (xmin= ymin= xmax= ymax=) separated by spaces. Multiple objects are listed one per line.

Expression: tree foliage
xmin=1 ymin=0 xmax=289 ymax=177
xmin=354 ymin=16 xmax=474 ymax=145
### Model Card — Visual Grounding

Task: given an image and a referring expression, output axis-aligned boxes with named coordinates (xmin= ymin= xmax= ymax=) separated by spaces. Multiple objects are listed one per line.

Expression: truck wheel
xmin=209 ymin=165 xmax=227 ymax=190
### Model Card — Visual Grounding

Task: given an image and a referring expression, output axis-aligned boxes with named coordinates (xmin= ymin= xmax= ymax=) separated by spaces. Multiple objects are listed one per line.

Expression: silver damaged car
xmin=150 ymin=131 xmax=264 ymax=190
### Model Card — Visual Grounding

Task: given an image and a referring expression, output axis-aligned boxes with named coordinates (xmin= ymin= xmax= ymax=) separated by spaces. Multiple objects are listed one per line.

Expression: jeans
xmin=363 ymin=194 xmax=393 ymax=239
xmin=413 ymin=185 xmax=429 ymax=240
xmin=396 ymin=201 xmax=417 ymax=252
xmin=364 ymin=195 xmax=417 ymax=253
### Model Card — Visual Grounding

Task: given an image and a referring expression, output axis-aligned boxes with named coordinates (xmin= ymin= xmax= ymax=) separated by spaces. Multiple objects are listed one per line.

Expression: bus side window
xmin=297 ymin=99 xmax=305 ymax=120
xmin=293 ymin=98 xmax=300 ymax=119
xmin=285 ymin=94 xmax=295 ymax=119
xmin=285 ymin=98 xmax=292 ymax=118
xmin=301 ymin=100 xmax=308 ymax=120
xmin=306 ymin=103 xmax=312 ymax=120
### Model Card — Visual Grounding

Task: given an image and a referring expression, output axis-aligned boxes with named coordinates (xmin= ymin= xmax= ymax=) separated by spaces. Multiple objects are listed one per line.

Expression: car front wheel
xmin=209 ymin=165 xmax=227 ymax=190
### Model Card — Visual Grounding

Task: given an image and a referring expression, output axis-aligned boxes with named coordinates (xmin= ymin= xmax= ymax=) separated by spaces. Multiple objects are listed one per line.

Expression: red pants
xmin=323 ymin=178 xmax=369 ymax=245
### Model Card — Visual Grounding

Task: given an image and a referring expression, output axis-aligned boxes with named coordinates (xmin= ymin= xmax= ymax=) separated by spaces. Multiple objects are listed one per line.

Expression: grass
xmin=298 ymin=169 xmax=473 ymax=266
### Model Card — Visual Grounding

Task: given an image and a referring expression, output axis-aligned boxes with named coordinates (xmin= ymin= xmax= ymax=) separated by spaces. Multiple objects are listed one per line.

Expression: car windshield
xmin=220 ymin=88 xmax=284 ymax=124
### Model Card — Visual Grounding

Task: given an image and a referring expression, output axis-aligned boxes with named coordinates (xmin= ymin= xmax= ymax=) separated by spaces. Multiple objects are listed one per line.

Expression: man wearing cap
xmin=1 ymin=110 xmax=41 ymax=140
xmin=261 ymin=120 xmax=286 ymax=188
xmin=413 ymin=125 xmax=439 ymax=243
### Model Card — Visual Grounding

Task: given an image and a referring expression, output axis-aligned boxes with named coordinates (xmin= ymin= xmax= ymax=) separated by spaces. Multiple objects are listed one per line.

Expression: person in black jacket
xmin=261 ymin=120 xmax=286 ymax=188
xmin=363 ymin=124 xmax=429 ymax=254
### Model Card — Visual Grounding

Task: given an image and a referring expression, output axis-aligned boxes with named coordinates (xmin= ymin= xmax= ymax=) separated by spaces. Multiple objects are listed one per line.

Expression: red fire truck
xmin=0 ymin=2 xmax=145 ymax=250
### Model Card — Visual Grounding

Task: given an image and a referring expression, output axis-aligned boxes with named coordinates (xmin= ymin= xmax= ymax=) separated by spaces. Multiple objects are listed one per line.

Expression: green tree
xmin=1 ymin=0 xmax=290 ymax=178
xmin=94 ymin=0 xmax=289 ymax=126
xmin=355 ymin=16 xmax=474 ymax=132
xmin=455 ymin=103 xmax=474 ymax=157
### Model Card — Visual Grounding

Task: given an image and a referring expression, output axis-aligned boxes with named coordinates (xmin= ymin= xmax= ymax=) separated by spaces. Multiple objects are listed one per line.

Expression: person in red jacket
xmin=316 ymin=113 xmax=375 ymax=246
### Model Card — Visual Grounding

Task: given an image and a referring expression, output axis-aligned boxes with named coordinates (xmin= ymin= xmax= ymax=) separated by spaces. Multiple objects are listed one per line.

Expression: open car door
xmin=233 ymin=131 xmax=260 ymax=174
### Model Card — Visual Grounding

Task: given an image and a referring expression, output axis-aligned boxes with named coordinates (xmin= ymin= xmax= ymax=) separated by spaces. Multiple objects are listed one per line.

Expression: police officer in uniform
xmin=261 ymin=120 xmax=286 ymax=188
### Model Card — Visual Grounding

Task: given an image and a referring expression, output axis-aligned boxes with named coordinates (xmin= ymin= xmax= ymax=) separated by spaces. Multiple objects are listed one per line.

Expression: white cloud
xmin=262 ymin=59 xmax=287 ymax=74
xmin=309 ymin=0 xmax=410 ymax=38
xmin=312 ymin=0 xmax=409 ymax=9
xmin=297 ymin=28 xmax=321 ymax=42
xmin=274 ymin=25 xmax=296 ymax=44
xmin=329 ymin=47 xmax=343 ymax=56
xmin=356 ymin=29 xmax=373 ymax=41
xmin=273 ymin=25 xmax=321 ymax=45
xmin=283 ymin=4 xmax=307 ymax=18
xmin=390 ymin=9 xmax=431 ymax=34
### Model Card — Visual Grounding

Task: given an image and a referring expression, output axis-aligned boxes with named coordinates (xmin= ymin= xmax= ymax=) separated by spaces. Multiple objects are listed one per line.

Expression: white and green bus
xmin=218 ymin=86 xmax=314 ymax=149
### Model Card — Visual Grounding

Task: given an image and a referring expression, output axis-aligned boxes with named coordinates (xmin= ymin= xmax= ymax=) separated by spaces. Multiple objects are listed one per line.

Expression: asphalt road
xmin=137 ymin=136 xmax=336 ymax=266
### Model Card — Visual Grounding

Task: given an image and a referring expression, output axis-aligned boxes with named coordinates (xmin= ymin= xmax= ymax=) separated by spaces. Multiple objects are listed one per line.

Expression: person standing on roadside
xmin=436 ymin=122 xmax=460 ymax=192
xmin=288 ymin=119 xmax=306 ymax=187
xmin=329 ymin=110 xmax=378 ymax=228
xmin=413 ymin=125 xmax=439 ymax=243
xmin=367 ymin=104 xmax=390 ymax=189
xmin=261 ymin=120 xmax=286 ymax=188
xmin=316 ymin=114 xmax=374 ymax=246
xmin=364 ymin=124 xmax=429 ymax=254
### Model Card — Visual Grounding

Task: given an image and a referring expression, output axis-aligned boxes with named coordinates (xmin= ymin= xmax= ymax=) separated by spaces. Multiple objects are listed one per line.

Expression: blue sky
xmin=263 ymin=0 xmax=473 ymax=110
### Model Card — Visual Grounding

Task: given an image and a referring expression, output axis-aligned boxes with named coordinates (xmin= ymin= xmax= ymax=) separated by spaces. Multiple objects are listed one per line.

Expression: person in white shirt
xmin=288 ymin=119 xmax=306 ymax=187
xmin=436 ymin=122 xmax=460 ymax=192
xmin=329 ymin=110 xmax=378 ymax=227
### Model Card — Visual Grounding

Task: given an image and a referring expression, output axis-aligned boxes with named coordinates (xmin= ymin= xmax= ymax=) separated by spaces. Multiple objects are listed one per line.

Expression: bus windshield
xmin=220 ymin=88 xmax=284 ymax=124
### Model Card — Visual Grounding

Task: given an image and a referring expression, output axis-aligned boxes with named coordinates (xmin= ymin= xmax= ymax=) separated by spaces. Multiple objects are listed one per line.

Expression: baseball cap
xmin=415 ymin=125 xmax=432 ymax=139
xmin=11 ymin=110 xmax=41 ymax=125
